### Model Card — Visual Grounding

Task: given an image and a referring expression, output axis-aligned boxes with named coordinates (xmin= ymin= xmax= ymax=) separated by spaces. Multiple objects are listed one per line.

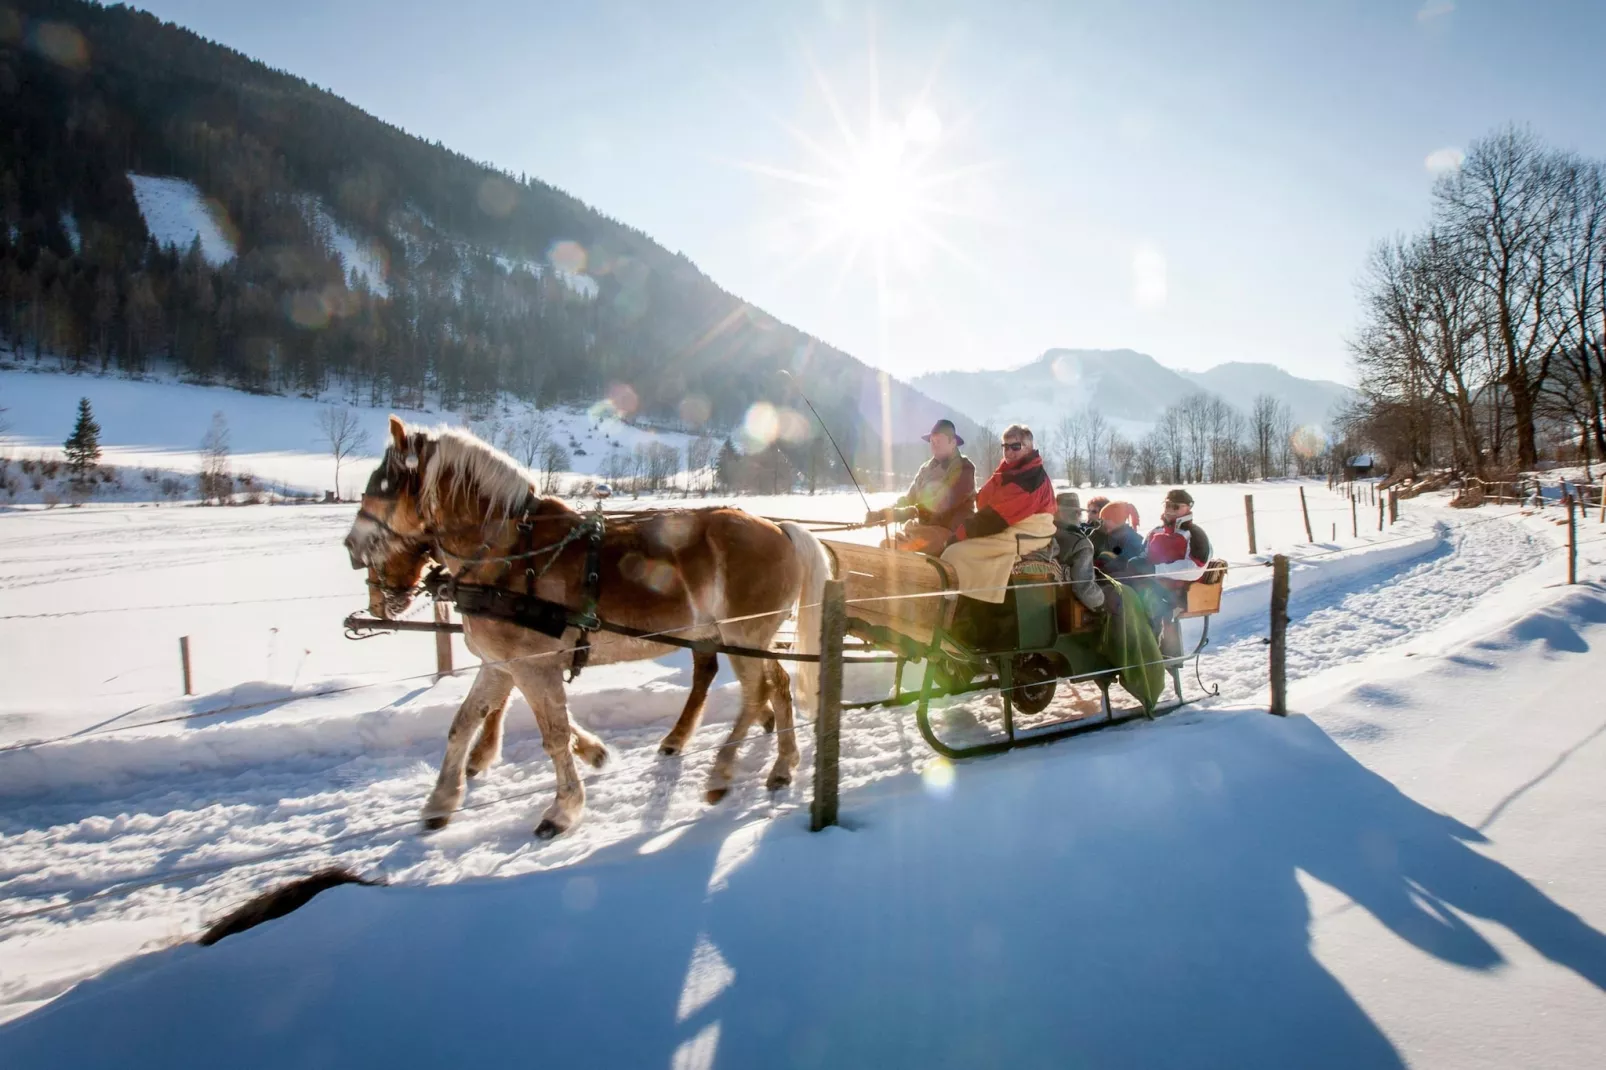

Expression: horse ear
xmin=388 ymin=416 xmax=407 ymax=452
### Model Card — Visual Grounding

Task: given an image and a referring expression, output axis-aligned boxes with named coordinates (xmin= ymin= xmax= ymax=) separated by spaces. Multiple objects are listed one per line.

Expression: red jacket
xmin=955 ymin=449 xmax=1056 ymax=540
xmin=1144 ymin=512 xmax=1212 ymax=583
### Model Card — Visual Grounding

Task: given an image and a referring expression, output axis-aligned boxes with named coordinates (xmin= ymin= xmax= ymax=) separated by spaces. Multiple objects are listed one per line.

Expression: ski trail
xmin=0 ymin=506 xmax=1548 ymax=1018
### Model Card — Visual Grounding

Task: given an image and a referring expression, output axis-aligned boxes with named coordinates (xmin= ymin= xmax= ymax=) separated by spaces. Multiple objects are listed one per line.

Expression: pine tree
xmin=64 ymin=396 xmax=101 ymax=480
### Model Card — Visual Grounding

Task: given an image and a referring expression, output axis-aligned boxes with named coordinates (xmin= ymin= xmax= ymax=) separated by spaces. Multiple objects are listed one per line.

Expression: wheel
xmin=1010 ymin=653 xmax=1058 ymax=715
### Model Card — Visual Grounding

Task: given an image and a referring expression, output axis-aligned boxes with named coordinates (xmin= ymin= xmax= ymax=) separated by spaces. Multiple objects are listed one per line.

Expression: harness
xmin=360 ymin=446 xmax=608 ymax=680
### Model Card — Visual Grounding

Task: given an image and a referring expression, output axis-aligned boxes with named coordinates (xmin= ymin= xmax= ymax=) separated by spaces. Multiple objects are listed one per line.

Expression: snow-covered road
xmin=0 ymin=496 xmax=1557 ymax=1022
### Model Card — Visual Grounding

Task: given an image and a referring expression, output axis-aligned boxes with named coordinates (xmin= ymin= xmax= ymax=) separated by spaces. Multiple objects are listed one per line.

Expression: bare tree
xmin=316 ymin=407 xmax=372 ymax=500
xmin=1176 ymin=393 xmax=1213 ymax=482
xmin=1051 ymin=413 xmax=1084 ymax=485
xmin=976 ymin=420 xmax=1003 ymax=476
xmin=537 ymin=440 xmax=570 ymax=495
xmin=199 ymin=410 xmax=231 ymax=505
xmin=1434 ymin=126 xmax=1571 ymax=467
xmin=1136 ymin=431 xmax=1162 ymax=485
xmin=1077 ymin=405 xmax=1109 ymax=486
xmin=1250 ymin=395 xmax=1287 ymax=479
xmin=1107 ymin=431 xmax=1136 ymax=485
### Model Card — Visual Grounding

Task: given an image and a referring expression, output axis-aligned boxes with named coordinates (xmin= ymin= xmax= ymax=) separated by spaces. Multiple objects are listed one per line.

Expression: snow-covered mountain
xmin=912 ymin=349 xmax=1352 ymax=439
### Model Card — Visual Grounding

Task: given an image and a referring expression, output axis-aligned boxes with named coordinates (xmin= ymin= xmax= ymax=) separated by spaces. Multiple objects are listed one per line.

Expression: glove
xmin=864 ymin=508 xmax=889 ymax=525
xmin=1099 ymin=580 xmax=1122 ymax=615
xmin=891 ymin=506 xmax=919 ymax=524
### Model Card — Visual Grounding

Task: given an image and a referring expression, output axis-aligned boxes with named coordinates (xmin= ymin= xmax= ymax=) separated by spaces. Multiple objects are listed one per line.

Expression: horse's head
xmin=345 ymin=416 xmax=434 ymax=619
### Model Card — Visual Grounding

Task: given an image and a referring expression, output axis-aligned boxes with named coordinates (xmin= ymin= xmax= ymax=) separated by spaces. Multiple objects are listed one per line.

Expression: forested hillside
xmin=0 ymin=0 xmax=970 ymax=473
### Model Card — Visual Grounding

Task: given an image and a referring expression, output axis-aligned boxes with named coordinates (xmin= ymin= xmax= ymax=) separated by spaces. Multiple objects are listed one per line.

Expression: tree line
xmin=1346 ymin=126 xmax=1604 ymax=479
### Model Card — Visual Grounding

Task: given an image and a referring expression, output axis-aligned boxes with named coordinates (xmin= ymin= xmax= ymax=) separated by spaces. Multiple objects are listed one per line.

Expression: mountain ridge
xmin=912 ymin=348 xmax=1351 ymax=439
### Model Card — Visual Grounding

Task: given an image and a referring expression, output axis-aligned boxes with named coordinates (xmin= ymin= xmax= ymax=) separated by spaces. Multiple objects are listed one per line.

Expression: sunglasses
xmin=1003 ymin=441 xmax=1025 ymax=452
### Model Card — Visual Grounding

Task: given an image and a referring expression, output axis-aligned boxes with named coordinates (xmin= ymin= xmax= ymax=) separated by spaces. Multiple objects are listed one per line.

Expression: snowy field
xmin=2 ymin=374 xmax=1605 ymax=1064
xmin=0 ymin=365 xmax=702 ymax=501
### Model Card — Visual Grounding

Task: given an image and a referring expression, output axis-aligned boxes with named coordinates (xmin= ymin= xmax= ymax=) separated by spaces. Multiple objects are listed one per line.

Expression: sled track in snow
xmin=0 ymin=507 xmax=1551 ymax=1014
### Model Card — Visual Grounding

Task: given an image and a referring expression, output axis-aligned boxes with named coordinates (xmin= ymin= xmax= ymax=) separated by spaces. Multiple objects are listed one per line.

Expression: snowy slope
xmin=126 ymin=175 xmax=236 ymax=266
xmin=0 ymin=510 xmax=1600 ymax=1065
xmin=299 ymin=197 xmax=389 ymax=297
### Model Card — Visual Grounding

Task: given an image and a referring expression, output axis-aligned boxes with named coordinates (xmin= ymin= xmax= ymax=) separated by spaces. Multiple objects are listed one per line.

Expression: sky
xmin=128 ymin=0 xmax=1606 ymax=386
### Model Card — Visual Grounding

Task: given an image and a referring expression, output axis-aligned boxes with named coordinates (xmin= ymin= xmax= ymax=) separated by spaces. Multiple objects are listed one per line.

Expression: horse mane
xmin=419 ymin=424 xmax=540 ymax=519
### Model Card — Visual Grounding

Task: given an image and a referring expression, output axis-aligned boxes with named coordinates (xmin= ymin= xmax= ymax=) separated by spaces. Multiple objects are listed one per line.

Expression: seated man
xmin=940 ymin=423 xmax=1057 ymax=605
xmin=1144 ymin=488 xmax=1213 ymax=653
xmin=866 ymin=418 xmax=976 ymax=555
xmin=1051 ymin=492 xmax=1104 ymax=613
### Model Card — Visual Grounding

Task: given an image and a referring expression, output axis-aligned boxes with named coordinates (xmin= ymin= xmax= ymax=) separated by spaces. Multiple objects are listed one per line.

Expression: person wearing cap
xmin=940 ymin=423 xmax=1058 ymax=605
xmin=1145 ymin=488 xmax=1212 ymax=583
xmin=865 ymin=418 xmax=976 ymax=547
xmin=1051 ymin=492 xmax=1104 ymax=613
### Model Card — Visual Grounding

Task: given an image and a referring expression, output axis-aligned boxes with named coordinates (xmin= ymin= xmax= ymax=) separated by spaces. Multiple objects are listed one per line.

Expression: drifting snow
xmin=126 ymin=175 xmax=236 ymax=267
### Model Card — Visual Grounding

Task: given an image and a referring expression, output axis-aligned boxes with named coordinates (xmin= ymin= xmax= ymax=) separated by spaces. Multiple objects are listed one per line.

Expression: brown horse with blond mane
xmin=344 ymin=417 xmax=830 ymax=839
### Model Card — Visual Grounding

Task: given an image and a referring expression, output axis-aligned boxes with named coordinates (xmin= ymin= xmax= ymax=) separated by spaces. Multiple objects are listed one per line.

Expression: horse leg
xmin=510 ymin=661 xmax=588 ymax=839
xmin=763 ymin=660 xmax=799 ymax=792
xmin=658 ymin=651 xmax=719 ymax=756
xmin=466 ymin=674 xmax=516 ymax=778
xmin=569 ymin=719 xmax=609 ymax=770
xmin=705 ymin=656 xmax=768 ymax=805
xmin=422 ymin=665 xmax=511 ymax=829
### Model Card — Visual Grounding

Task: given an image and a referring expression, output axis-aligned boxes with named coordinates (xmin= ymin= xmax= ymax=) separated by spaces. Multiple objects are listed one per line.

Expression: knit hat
xmin=1099 ymin=502 xmax=1129 ymax=525
xmin=1165 ymin=488 xmax=1194 ymax=507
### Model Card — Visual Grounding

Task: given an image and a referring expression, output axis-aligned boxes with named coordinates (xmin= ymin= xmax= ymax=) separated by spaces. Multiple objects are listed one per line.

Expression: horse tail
xmin=779 ymin=521 xmax=832 ymax=715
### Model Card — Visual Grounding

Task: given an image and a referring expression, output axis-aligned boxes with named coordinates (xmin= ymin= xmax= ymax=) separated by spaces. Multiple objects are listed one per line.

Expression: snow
xmin=299 ymin=197 xmax=389 ymax=297
xmin=2 ymin=371 xmax=1603 ymax=1059
xmin=59 ymin=212 xmax=81 ymax=255
xmin=2 ymin=566 xmax=1603 ymax=1065
xmin=126 ymin=175 xmax=236 ymax=267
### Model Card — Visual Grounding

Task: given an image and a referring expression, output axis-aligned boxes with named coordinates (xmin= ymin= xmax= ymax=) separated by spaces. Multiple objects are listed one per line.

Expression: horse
xmin=343 ymin=417 xmax=831 ymax=839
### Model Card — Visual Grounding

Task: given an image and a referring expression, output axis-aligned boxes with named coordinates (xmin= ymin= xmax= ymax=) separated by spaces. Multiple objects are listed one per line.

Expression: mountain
xmin=912 ymin=349 xmax=1351 ymax=441
xmin=0 ymin=0 xmax=974 ymax=473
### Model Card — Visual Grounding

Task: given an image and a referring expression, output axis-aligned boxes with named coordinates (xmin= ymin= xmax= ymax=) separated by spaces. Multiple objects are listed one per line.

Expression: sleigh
xmin=821 ymin=539 xmax=1228 ymax=759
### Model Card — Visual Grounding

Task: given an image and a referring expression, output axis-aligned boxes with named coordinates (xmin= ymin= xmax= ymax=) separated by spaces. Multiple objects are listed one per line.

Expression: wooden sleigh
xmin=820 ymin=539 xmax=1228 ymax=759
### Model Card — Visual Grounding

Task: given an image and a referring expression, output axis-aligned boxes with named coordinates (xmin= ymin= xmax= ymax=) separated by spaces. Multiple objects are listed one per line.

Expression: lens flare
xmin=921 ymin=757 xmax=955 ymax=795
xmin=743 ymin=402 xmax=780 ymax=450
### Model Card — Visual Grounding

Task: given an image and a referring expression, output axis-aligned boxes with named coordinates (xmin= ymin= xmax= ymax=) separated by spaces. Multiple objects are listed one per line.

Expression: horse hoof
xmin=465 ymin=765 xmax=484 ymax=779
xmin=658 ymin=742 xmax=681 ymax=757
xmin=534 ymin=819 xmax=565 ymax=840
xmin=422 ymin=814 xmax=450 ymax=831
xmin=765 ymin=774 xmax=791 ymax=793
xmin=705 ymin=787 xmax=729 ymax=805
xmin=586 ymin=746 xmax=610 ymax=771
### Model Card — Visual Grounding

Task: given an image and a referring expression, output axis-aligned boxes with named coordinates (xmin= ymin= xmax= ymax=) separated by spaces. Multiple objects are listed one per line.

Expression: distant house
xmin=1344 ymin=454 xmax=1376 ymax=479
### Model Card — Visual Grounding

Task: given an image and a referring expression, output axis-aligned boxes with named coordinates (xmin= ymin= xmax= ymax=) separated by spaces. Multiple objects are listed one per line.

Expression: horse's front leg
xmin=511 ymin=662 xmax=589 ymax=839
xmin=467 ymin=673 xmax=516 ymax=777
xmin=422 ymin=665 xmax=513 ymax=829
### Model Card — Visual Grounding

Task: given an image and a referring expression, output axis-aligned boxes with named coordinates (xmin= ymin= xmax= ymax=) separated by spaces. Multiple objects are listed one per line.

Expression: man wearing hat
xmin=1144 ymin=488 xmax=1213 ymax=652
xmin=865 ymin=418 xmax=976 ymax=551
xmin=1051 ymin=492 xmax=1105 ymax=614
xmin=1145 ymin=488 xmax=1212 ymax=581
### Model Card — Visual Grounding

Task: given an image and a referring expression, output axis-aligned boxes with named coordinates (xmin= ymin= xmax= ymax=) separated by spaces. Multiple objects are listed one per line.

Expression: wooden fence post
xmin=1331 ymin=522 xmax=1336 ymax=541
xmin=1244 ymin=493 xmax=1258 ymax=555
xmin=1269 ymin=555 xmax=1289 ymax=717
xmin=1567 ymin=494 xmax=1578 ymax=586
xmin=434 ymin=600 xmax=454 ymax=679
xmin=1378 ymin=496 xmax=1385 ymax=532
xmin=1299 ymin=486 xmax=1314 ymax=543
xmin=1388 ymin=491 xmax=1398 ymax=525
xmin=179 ymin=635 xmax=193 ymax=696
xmin=1351 ymin=494 xmax=1358 ymax=538
xmin=810 ymin=578 xmax=846 ymax=832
